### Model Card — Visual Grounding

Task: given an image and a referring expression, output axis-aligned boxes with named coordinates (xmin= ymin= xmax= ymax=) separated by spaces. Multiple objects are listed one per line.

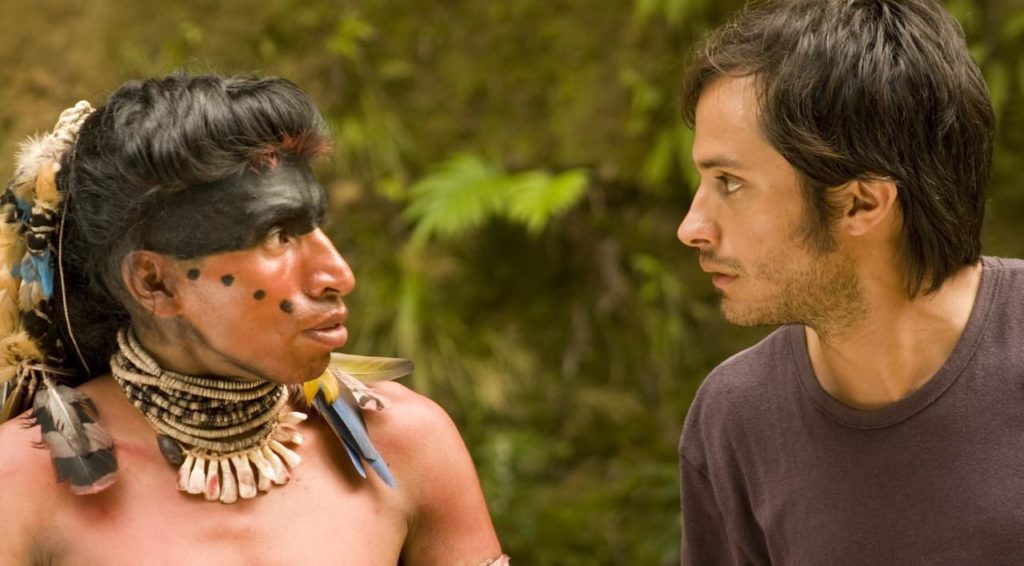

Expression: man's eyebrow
xmin=695 ymin=157 xmax=745 ymax=171
xmin=252 ymin=206 xmax=316 ymax=231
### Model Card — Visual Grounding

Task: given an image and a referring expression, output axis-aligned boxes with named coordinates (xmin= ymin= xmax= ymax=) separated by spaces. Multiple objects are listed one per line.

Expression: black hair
xmin=56 ymin=73 xmax=330 ymax=376
xmin=681 ymin=0 xmax=995 ymax=296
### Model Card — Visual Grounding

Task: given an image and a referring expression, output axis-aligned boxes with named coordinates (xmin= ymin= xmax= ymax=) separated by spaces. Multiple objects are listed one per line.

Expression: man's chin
xmin=285 ymin=354 xmax=333 ymax=385
xmin=245 ymin=355 xmax=330 ymax=386
xmin=720 ymin=301 xmax=786 ymax=327
xmin=719 ymin=299 xmax=750 ymax=325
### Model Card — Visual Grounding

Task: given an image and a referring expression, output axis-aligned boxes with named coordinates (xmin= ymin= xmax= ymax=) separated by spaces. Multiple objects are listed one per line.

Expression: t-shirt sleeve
xmin=680 ymin=453 xmax=737 ymax=566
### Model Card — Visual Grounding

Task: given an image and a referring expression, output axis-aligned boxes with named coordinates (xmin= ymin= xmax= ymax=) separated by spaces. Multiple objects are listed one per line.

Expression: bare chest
xmin=40 ymin=436 xmax=408 ymax=565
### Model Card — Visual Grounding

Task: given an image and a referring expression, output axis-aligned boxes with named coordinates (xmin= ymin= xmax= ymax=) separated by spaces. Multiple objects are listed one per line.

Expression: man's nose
xmin=677 ymin=189 xmax=718 ymax=250
xmin=301 ymin=228 xmax=355 ymax=299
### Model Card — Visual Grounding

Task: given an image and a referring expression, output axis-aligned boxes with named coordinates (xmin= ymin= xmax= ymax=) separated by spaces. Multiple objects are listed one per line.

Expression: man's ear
xmin=121 ymin=251 xmax=182 ymax=318
xmin=838 ymin=177 xmax=899 ymax=237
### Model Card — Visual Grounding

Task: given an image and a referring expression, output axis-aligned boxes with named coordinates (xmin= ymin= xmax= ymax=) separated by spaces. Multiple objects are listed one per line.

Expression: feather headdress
xmin=0 ymin=101 xmax=117 ymax=494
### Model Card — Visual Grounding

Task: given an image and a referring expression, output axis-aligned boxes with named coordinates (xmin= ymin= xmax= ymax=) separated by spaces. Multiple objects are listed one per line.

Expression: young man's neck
xmin=804 ymin=261 xmax=983 ymax=411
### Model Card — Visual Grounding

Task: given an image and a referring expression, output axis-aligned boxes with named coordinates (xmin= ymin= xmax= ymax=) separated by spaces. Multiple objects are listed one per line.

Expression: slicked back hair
xmin=681 ymin=0 xmax=995 ymax=297
xmin=56 ymin=74 xmax=331 ymax=376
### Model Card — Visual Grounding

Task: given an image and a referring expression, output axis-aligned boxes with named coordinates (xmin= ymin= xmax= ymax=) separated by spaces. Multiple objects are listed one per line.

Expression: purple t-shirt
xmin=680 ymin=257 xmax=1024 ymax=564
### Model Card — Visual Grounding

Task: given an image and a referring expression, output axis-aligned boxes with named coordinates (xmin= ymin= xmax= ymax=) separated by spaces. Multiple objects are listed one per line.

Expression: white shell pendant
xmin=171 ymin=412 xmax=307 ymax=504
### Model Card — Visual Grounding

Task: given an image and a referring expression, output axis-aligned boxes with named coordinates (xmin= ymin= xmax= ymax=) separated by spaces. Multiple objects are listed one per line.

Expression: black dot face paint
xmin=253 ymin=290 xmax=266 ymax=301
xmin=279 ymin=299 xmax=293 ymax=314
xmin=221 ymin=274 xmax=235 ymax=287
xmin=186 ymin=269 xmax=201 ymax=281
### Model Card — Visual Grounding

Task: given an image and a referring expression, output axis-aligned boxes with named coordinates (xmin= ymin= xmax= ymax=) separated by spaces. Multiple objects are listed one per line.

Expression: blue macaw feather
xmin=325 ymin=391 xmax=380 ymax=460
xmin=364 ymin=445 xmax=396 ymax=488
xmin=19 ymin=256 xmax=37 ymax=283
xmin=313 ymin=388 xmax=396 ymax=488
xmin=19 ymin=251 xmax=55 ymax=298
xmin=30 ymin=251 xmax=54 ymax=298
xmin=312 ymin=392 xmax=361 ymax=451
xmin=313 ymin=392 xmax=367 ymax=479
xmin=341 ymin=437 xmax=368 ymax=478
xmin=15 ymin=198 xmax=31 ymax=222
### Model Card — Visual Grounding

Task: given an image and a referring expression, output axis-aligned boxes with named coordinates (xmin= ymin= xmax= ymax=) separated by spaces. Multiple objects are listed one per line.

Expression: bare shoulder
xmin=362 ymin=381 xmax=468 ymax=468
xmin=0 ymin=410 xmax=60 ymax=495
xmin=362 ymin=382 xmax=503 ymax=564
xmin=0 ymin=411 xmax=61 ymax=564
xmin=361 ymin=380 xmax=480 ymax=504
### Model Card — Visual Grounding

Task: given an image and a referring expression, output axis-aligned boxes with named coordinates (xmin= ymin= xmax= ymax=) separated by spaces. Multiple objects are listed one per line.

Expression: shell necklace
xmin=110 ymin=328 xmax=305 ymax=503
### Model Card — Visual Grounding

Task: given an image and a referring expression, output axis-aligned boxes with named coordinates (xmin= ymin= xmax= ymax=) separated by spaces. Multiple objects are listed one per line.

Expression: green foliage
xmin=404 ymin=155 xmax=509 ymax=244
xmin=506 ymin=169 xmax=589 ymax=235
xmin=326 ymin=14 xmax=375 ymax=60
xmin=641 ymin=123 xmax=700 ymax=194
xmin=404 ymin=154 xmax=589 ymax=243
xmin=0 ymin=0 xmax=1021 ymax=563
xmin=634 ymin=0 xmax=700 ymax=28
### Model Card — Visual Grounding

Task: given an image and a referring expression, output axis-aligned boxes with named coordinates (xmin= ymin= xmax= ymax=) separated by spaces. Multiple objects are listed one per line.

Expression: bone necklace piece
xmin=110 ymin=328 xmax=305 ymax=503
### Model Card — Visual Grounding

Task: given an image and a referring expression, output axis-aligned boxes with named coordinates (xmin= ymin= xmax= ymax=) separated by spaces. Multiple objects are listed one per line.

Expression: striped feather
xmin=32 ymin=383 xmax=117 ymax=494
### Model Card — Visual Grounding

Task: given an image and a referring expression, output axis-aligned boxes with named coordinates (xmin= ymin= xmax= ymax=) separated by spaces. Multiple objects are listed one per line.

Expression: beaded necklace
xmin=110 ymin=328 xmax=305 ymax=504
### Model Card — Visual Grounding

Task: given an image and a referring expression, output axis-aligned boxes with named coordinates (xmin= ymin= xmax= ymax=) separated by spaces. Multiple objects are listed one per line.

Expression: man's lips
xmin=309 ymin=309 xmax=348 ymax=330
xmin=302 ymin=309 xmax=349 ymax=348
xmin=700 ymin=262 xmax=739 ymax=287
xmin=711 ymin=273 xmax=738 ymax=288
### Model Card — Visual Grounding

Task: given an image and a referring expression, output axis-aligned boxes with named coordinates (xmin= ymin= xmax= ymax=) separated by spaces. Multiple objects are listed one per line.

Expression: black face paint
xmin=253 ymin=290 xmax=266 ymax=300
xmin=186 ymin=269 xmax=201 ymax=280
xmin=221 ymin=274 xmax=234 ymax=287
xmin=140 ymin=162 xmax=328 ymax=259
xmin=175 ymin=317 xmax=274 ymax=382
xmin=279 ymin=299 xmax=293 ymax=314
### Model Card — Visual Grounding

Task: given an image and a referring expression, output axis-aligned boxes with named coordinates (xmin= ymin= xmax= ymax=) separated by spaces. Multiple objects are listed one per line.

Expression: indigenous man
xmin=0 ymin=74 xmax=506 ymax=565
xmin=676 ymin=0 xmax=1018 ymax=563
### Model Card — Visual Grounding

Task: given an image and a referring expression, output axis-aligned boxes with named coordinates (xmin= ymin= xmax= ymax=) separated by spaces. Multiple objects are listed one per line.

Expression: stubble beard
xmin=718 ymin=237 xmax=867 ymax=341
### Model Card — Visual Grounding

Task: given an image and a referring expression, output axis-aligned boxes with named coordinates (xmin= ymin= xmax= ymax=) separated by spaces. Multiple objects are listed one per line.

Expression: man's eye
xmin=717 ymin=175 xmax=742 ymax=194
xmin=264 ymin=227 xmax=291 ymax=247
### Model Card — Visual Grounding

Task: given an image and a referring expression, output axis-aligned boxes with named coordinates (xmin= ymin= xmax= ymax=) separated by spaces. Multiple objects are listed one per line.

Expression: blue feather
xmin=314 ymin=392 xmax=367 ymax=478
xmin=19 ymin=255 xmax=36 ymax=284
xmin=15 ymin=198 xmax=31 ymax=222
xmin=19 ymin=251 xmax=55 ymax=298
xmin=313 ymin=388 xmax=396 ymax=487
xmin=340 ymin=436 xmax=368 ymax=478
xmin=30 ymin=251 xmax=54 ymax=298
xmin=364 ymin=446 xmax=397 ymax=488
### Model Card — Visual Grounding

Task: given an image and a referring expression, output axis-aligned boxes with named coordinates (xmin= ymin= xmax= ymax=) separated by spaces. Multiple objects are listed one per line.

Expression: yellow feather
xmin=17 ymin=276 xmax=44 ymax=312
xmin=5 ymin=332 xmax=42 ymax=361
xmin=0 ymin=223 xmax=25 ymax=270
xmin=302 ymin=377 xmax=322 ymax=405
xmin=0 ymin=288 xmax=19 ymax=336
xmin=303 ymin=354 xmax=413 ymax=406
xmin=320 ymin=371 xmax=342 ymax=403
xmin=34 ymin=162 xmax=60 ymax=206
xmin=327 ymin=352 xmax=413 ymax=383
xmin=0 ymin=366 xmax=15 ymax=387
xmin=303 ymin=371 xmax=342 ymax=404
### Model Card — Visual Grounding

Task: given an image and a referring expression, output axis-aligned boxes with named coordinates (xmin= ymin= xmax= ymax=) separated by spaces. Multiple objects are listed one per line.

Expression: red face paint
xmin=162 ymin=164 xmax=354 ymax=384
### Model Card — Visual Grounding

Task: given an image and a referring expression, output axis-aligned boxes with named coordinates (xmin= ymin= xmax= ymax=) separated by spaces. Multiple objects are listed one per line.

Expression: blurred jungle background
xmin=1 ymin=0 xmax=1022 ymax=563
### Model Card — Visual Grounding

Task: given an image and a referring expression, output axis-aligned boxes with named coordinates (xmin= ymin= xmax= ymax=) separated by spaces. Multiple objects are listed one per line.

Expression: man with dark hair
xmin=0 ymin=74 xmax=507 ymax=565
xmin=677 ymin=0 xmax=1019 ymax=563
